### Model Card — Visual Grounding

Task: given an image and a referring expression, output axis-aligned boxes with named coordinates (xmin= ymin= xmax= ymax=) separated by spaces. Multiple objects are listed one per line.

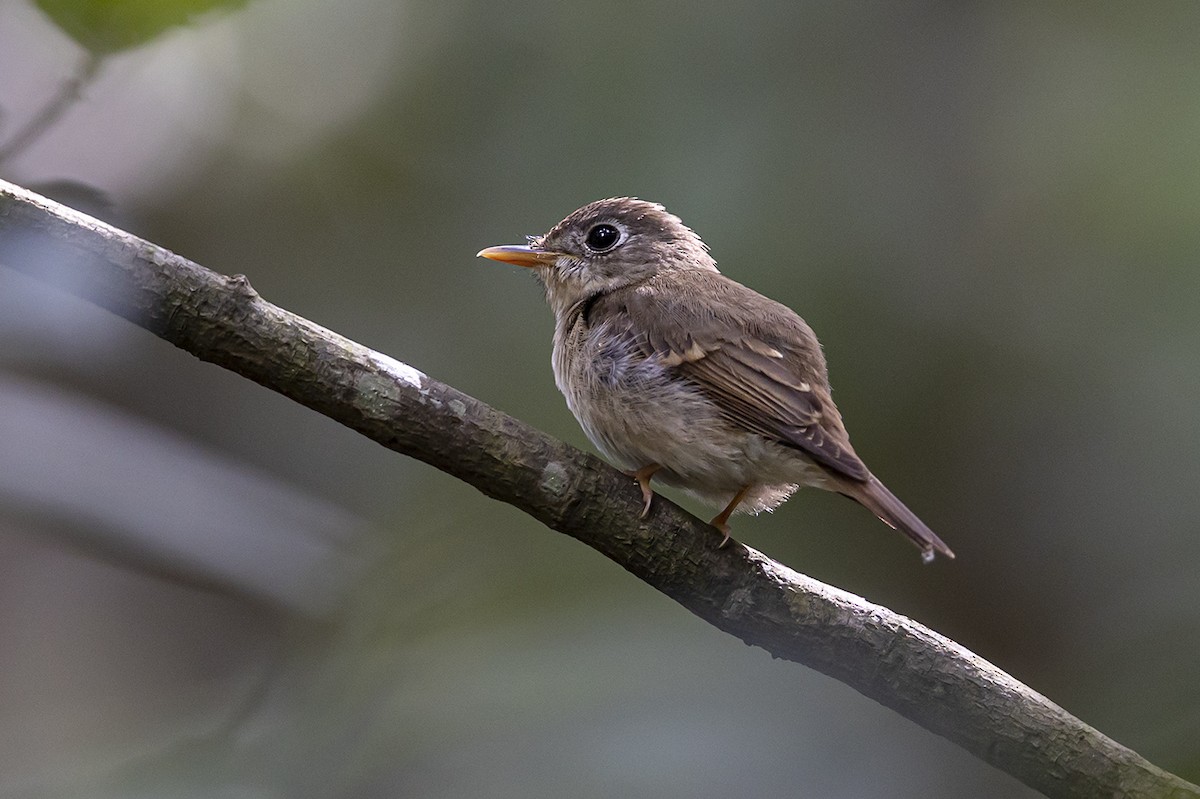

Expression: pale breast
xmin=551 ymin=310 xmax=822 ymax=513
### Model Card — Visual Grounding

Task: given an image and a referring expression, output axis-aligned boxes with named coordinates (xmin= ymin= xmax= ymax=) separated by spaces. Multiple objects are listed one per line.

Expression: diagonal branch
xmin=0 ymin=179 xmax=1194 ymax=799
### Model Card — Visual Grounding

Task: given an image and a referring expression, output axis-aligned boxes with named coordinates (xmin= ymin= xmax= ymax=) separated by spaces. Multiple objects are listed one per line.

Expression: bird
xmin=477 ymin=197 xmax=954 ymax=562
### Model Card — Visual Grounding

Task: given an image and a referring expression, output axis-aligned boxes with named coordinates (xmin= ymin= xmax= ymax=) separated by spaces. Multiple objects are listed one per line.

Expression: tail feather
xmin=838 ymin=475 xmax=954 ymax=563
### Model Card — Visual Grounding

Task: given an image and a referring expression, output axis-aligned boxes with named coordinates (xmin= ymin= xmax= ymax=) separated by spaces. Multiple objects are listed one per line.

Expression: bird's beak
xmin=476 ymin=244 xmax=562 ymax=268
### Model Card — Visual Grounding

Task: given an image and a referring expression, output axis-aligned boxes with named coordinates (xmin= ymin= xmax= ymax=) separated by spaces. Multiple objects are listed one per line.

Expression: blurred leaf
xmin=35 ymin=0 xmax=248 ymax=54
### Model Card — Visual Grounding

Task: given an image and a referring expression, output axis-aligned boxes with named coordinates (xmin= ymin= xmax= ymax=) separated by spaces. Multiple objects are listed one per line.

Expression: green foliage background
xmin=0 ymin=1 xmax=1197 ymax=798
xmin=35 ymin=0 xmax=247 ymax=52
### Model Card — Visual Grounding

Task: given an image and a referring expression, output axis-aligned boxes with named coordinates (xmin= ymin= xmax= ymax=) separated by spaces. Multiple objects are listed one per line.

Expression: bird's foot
xmin=709 ymin=485 xmax=751 ymax=548
xmin=627 ymin=463 xmax=661 ymax=519
xmin=712 ymin=521 xmax=733 ymax=549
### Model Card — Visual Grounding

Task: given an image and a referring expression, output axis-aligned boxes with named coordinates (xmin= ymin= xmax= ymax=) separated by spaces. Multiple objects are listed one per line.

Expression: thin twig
xmin=0 ymin=53 xmax=104 ymax=165
xmin=0 ymin=179 xmax=1195 ymax=799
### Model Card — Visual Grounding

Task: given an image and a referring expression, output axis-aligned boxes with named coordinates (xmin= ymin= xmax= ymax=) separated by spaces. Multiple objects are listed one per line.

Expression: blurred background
xmin=1 ymin=1 xmax=1198 ymax=796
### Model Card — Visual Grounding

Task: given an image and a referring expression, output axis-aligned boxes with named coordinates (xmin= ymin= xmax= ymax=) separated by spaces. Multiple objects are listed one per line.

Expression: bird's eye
xmin=585 ymin=223 xmax=620 ymax=252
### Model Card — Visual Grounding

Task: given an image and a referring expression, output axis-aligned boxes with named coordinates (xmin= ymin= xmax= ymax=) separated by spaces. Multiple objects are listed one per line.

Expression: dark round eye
xmin=585 ymin=223 xmax=620 ymax=252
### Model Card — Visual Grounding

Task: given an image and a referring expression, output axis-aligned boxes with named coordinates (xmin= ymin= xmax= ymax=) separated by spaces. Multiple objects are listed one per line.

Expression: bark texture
xmin=1 ymin=179 xmax=1196 ymax=799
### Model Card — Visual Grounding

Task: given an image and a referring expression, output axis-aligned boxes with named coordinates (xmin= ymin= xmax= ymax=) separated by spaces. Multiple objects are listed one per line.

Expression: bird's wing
xmin=614 ymin=277 xmax=870 ymax=482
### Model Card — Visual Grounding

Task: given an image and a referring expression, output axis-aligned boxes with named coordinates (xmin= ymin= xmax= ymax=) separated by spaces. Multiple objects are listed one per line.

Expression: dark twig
xmin=0 ymin=53 xmax=104 ymax=165
xmin=0 ymin=179 xmax=1195 ymax=799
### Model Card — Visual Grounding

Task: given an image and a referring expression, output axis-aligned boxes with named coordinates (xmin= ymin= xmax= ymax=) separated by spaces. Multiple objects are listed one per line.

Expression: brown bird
xmin=478 ymin=198 xmax=953 ymax=562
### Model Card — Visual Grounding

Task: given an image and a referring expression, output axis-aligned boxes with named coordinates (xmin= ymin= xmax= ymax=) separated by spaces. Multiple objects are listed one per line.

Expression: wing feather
xmin=613 ymin=276 xmax=870 ymax=482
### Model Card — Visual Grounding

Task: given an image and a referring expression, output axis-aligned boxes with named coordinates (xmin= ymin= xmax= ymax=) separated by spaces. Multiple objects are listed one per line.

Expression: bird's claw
xmin=628 ymin=463 xmax=661 ymax=519
xmin=709 ymin=486 xmax=749 ymax=549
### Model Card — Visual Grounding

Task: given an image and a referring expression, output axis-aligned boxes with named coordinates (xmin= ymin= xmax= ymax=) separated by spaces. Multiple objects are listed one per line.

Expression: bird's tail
xmin=838 ymin=474 xmax=955 ymax=563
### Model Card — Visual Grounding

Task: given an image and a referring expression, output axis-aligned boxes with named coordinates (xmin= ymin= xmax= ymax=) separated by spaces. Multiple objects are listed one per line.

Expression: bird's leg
xmin=710 ymin=486 xmax=751 ymax=548
xmin=626 ymin=463 xmax=661 ymax=518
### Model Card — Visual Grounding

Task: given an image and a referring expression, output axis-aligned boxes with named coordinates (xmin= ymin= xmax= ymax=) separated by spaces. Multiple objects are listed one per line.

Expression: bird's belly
xmin=555 ymin=330 xmax=824 ymax=514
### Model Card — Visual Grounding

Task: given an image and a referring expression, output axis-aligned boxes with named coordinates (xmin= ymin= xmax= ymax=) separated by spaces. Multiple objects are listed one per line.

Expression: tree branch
xmin=0 ymin=179 xmax=1194 ymax=799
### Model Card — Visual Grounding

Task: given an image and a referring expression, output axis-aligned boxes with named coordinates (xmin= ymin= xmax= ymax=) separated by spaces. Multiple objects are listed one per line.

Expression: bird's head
xmin=478 ymin=197 xmax=717 ymax=315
